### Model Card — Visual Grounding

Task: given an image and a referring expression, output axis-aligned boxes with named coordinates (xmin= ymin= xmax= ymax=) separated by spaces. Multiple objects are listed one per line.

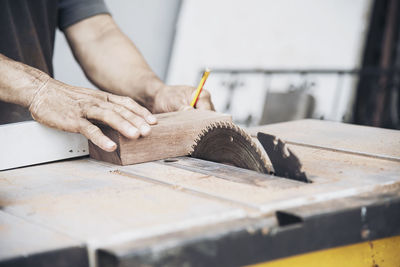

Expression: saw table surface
xmin=1 ymin=119 xmax=399 ymax=267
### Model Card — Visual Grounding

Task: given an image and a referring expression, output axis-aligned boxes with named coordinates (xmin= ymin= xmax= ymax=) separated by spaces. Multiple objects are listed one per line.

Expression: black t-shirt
xmin=0 ymin=0 xmax=109 ymax=124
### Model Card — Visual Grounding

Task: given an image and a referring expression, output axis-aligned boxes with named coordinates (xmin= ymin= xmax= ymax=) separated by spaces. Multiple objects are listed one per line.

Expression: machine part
xmin=257 ymin=132 xmax=310 ymax=183
xmin=190 ymin=122 xmax=271 ymax=174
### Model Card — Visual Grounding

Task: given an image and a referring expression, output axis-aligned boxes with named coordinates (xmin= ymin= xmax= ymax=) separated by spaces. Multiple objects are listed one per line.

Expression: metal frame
xmin=0 ymin=121 xmax=88 ymax=171
xmin=206 ymin=67 xmax=400 ymax=126
xmin=97 ymin=188 xmax=400 ymax=266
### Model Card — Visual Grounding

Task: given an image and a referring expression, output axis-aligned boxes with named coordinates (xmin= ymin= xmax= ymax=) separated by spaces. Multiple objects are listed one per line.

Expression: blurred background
xmin=53 ymin=0 xmax=400 ymax=129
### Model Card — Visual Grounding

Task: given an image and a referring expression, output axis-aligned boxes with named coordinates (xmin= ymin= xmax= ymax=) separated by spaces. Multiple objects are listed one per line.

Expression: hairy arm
xmin=0 ymin=53 xmax=157 ymax=152
xmin=65 ymin=14 xmax=213 ymax=113
xmin=0 ymin=54 xmax=48 ymax=108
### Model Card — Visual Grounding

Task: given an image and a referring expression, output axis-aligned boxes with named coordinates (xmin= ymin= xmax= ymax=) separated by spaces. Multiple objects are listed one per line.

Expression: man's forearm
xmin=65 ymin=14 xmax=163 ymax=110
xmin=0 ymin=53 xmax=158 ymax=152
xmin=0 ymin=54 xmax=50 ymax=108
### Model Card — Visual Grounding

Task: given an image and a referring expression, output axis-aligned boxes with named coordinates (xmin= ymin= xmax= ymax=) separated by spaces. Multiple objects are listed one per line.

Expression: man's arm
xmin=0 ymin=54 xmax=157 ymax=152
xmin=64 ymin=14 xmax=214 ymax=113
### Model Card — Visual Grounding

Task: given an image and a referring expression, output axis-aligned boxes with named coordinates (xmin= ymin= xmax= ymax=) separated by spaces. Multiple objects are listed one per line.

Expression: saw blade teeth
xmin=190 ymin=120 xmax=272 ymax=174
xmin=194 ymin=136 xmax=202 ymax=144
xmin=232 ymin=123 xmax=239 ymax=131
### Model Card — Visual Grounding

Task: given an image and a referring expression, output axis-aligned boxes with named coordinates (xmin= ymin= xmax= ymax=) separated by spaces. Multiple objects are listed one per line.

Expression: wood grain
xmin=1 ymin=120 xmax=399 ymax=265
xmin=249 ymin=119 xmax=400 ymax=161
xmin=89 ymin=110 xmax=231 ymax=165
xmin=0 ymin=159 xmax=244 ymax=246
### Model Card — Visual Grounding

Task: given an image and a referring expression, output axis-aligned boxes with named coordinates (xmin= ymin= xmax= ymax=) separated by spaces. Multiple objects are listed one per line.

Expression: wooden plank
xmin=119 ymin=161 xmax=303 ymax=212
xmin=1 ymin=119 xmax=399 ymax=266
xmin=255 ymin=143 xmax=400 ymax=213
xmin=159 ymin=156 xmax=298 ymax=189
xmin=248 ymin=119 xmax=400 ymax=161
xmin=89 ymin=110 xmax=231 ymax=165
xmin=117 ymin=144 xmax=400 ymax=216
xmin=0 ymin=159 xmax=245 ymax=249
xmin=286 ymin=143 xmax=400 ymax=184
xmin=0 ymin=121 xmax=88 ymax=171
xmin=0 ymin=210 xmax=88 ymax=267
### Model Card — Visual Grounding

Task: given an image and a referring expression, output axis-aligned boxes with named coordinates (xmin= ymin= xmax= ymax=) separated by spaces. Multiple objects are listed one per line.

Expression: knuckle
xmin=128 ymin=115 xmax=139 ymax=123
xmin=99 ymin=101 xmax=113 ymax=110
xmin=132 ymin=116 xmax=146 ymax=125
xmin=123 ymin=111 xmax=135 ymax=120
xmin=114 ymin=105 xmax=124 ymax=114
xmin=80 ymin=123 xmax=99 ymax=136
xmin=203 ymin=90 xmax=211 ymax=97
xmin=122 ymin=96 xmax=134 ymax=106
xmin=87 ymin=125 xmax=99 ymax=136
xmin=138 ymin=106 xmax=150 ymax=116
xmin=102 ymin=110 xmax=114 ymax=122
xmin=69 ymin=121 xmax=81 ymax=133
xmin=200 ymin=90 xmax=211 ymax=99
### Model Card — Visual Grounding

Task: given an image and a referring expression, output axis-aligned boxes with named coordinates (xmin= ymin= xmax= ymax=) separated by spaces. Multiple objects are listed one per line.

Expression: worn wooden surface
xmin=89 ymin=109 xmax=231 ymax=165
xmin=0 ymin=119 xmax=399 ymax=266
xmin=249 ymin=119 xmax=400 ymax=161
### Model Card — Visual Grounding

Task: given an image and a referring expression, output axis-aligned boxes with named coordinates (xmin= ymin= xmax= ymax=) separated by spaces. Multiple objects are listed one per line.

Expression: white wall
xmin=167 ymin=0 xmax=372 ymax=124
xmin=52 ymin=0 xmax=372 ymax=124
xmin=53 ymin=0 xmax=181 ymax=89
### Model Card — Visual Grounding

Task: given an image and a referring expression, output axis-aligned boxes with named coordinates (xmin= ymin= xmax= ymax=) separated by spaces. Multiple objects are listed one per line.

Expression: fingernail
xmin=106 ymin=140 xmax=116 ymax=149
xmin=140 ymin=125 xmax=151 ymax=135
xmin=147 ymin=115 xmax=157 ymax=124
xmin=127 ymin=127 xmax=138 ymax=137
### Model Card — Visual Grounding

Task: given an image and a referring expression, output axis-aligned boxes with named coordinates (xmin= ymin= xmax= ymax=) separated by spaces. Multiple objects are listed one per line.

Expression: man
xmin=0 ymin=0 xmax=214 ymax=152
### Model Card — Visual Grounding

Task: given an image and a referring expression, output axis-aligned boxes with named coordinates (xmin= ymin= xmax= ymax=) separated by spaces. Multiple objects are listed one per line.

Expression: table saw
xmin=1 ymin=119 xmax=399 ymax=267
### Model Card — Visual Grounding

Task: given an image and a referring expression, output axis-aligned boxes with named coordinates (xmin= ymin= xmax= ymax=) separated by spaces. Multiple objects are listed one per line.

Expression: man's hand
xmin=152 ymin=85 xmax=215 ymax=113
xmin=29 ymin=78 xmax=157 ymax=152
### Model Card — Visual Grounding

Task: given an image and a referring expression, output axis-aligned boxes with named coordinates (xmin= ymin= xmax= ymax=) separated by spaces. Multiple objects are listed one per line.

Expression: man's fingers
xmin=79 ymin=120 xmax=116 ymax=152
xmin=85 ymin=106 xmax=140 ymax=139
xmin=190 ymin=89 xmax=215 ymax=111
xmin=195 ymin=97 xmax=215 ymax=110
xmin=113 ymin=105 xmax=151 ymax=136
xmin=108 ymin=94 xmax=157 ymax=125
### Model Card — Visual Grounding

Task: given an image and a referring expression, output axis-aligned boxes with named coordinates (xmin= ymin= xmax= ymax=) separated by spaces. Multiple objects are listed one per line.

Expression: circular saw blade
xmin=190 ymin=121 xmax=271 ymax=174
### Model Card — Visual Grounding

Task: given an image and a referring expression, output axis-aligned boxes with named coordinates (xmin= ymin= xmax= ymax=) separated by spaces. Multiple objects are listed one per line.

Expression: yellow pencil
xmin=190 ymin=68 xmax=211 ymax=108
